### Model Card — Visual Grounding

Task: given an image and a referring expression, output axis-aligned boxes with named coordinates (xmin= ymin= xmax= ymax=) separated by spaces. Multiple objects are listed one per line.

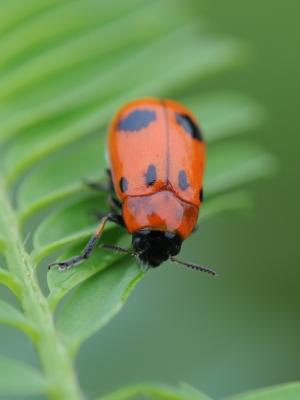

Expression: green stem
xmin=0 ymin=178 xmax=83 ymax=400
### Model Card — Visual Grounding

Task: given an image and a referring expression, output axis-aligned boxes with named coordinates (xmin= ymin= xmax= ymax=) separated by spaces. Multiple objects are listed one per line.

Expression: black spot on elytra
xmin=176 ymin=113 xmax=203 ymax=141
xmin=178 ymin=170 xmax=189 ymax=191
xmin=145 ymin=164 xmax=157 ymax=186
xmin=119 ymin=177 xmax=128 ymax=193
xmin=199 ymin=188 xmax=204 ymax=202
xmin=118 ymin=109 xmax=156 ymax=132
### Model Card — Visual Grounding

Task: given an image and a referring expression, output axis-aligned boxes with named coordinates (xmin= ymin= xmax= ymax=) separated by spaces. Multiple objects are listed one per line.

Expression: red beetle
xmin=49 ymin=98 xmax=215 ymax=275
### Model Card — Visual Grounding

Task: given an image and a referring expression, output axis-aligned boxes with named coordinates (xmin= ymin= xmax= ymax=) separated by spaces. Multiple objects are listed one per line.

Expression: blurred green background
xmin=0 ymin=1 xmax=299 ymax=399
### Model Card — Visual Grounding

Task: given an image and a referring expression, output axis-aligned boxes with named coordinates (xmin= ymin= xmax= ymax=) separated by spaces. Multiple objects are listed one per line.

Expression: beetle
xmin=49 ymin=98 xmax=216 ymax=275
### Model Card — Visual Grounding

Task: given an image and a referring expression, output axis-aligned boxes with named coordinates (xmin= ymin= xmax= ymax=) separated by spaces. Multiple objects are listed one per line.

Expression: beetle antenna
xmin=170 ymin=256 xmax=217 ymax=276
xmin=101 ymin=244 xmax=151 ymax=272
xmin=100 ymin=243 xmax=136 ymax=257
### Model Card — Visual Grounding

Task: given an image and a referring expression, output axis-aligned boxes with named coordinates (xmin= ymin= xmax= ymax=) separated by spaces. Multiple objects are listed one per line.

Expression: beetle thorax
xmin=122 ymin=190 xmax=198 ymax=240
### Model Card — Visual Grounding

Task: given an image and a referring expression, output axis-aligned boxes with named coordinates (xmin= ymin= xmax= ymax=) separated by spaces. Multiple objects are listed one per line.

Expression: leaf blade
xmin=0 ymin=355 xmax=48 ymax=396
xmin=0 ymin=299 xmax=36 ymax=336
xmin=98 ymin=382 xmax=212 ymax=400
xmin=229 ymin=382 xmax=300 ymax=400
xmin=56 ymin=259 xmax=143 ymax=352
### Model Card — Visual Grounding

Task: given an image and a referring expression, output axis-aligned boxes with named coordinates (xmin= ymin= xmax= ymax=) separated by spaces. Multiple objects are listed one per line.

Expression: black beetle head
xmin=132 ymin=229 xmax=182 ymax=267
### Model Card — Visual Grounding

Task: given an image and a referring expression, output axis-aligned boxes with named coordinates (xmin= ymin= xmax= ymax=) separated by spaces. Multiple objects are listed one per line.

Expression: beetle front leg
xmin=83 ymin=169 xmax=114 ymax=193
xmin=48 ymin=213 xmax=124 ymax=271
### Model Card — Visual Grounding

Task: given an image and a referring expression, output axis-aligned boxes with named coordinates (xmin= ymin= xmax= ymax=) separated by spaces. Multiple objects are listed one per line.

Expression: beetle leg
xmin=48 ymin=213 xmax=125 ymax=271
xmin=83 ymin=169 xmax=114 ymax=193
xmin=84 ymin=169 xmax=119 ymax=208
xmin=91 ymin=202 xmax=123 ymax=223
xmin=105 ymin=213 xmax=125 ymax=227
xmin=83 ymin=179 xmax=109 ymax=192
xmin=106 ymin=169 xmax=114 ymax=192
xmin=108 ymin=194 xmax=122 ymax=213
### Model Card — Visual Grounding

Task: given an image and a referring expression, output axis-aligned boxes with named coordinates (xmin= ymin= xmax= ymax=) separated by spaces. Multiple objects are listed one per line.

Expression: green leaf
xmin=0 ymin=234 xmax=7 ymax=253
xmin=32 ymin=194 xmax=109 ymax=262
xmin=0 ymin=267 xmax=22 ymax=296
xmin=193 ymin=93 xmax=265 ymax=142
xmin=47 ymin=241 xmax=126 ymax=310
xmin=0 ymin=0 xmax=64 ymax=37
xmin=38 ymin=188 xmax=252 ymax=267
xmin=18 ymin=136 xmax=105 ymax=223
xmin=178 ymin=383 xmax=213 ymax=400
xmin=41 ymin=188 xmax=251 ymax=313
xmin=17 ymin=93 xmax=261 ymax=223
xmin=3 ymin=34 xmax=241 ymax=183
xmin=0 ymin=355 xmax=48 ymax=396
xmin=206 ymin=143 xmax=276 ymax=195
xmin=57 ymin=258 xmax=143 ymax=352
xmin=0 ymin=0 xmax=152 ymax=74
xmin=0 ymin=299 xmax=36 ymax=336
xmin=43 ymin=190 xmax=251 ymax=312
xmin=98 ymin=382 xmax=212 ymax=400
xmin=0 ymin=0 xmax=276 ymax=398
xmin=201 ymin=190 xmax=253 ymax=221
xmin=229 ymin=382 xmax=300 ymax=400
